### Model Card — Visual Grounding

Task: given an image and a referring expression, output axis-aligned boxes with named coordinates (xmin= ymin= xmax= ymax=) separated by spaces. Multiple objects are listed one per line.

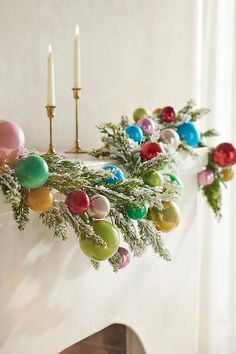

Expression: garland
xmin=92 ymin=99 xmax=235 ymax=220
xmin=0 ymin=101 xmax=234 ymax=272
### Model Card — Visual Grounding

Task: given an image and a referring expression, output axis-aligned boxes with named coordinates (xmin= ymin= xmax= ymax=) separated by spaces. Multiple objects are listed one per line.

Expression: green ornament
xmin=133 ymin=107 xmax=150 ymax=122
xmin=126 ymin=204 xmax=148 ymax=220
xmin=79 ymin=220 xmax=120 ymax=261
xmin=165 ymin=173 xmax=183 ymax=189
xmin=143 ymin=171 xmax=163 ymax=187
xmin=15 ymin=155 xmax=49 ymax=189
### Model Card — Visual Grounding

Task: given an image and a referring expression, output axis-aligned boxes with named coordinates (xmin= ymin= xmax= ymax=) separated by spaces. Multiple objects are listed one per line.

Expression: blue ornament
xmin=125 ymin=125 xmax=143 ymax=142
xmin=103 ymin=165 xmax=125 ymax=184
xmin=177 ymin=122 xmax=200 ymax=147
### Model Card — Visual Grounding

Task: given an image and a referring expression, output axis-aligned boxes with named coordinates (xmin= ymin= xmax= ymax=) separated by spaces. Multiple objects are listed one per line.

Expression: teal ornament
xmin=165 ymin=173 xmax=183 ymax=189
xmin=126 ymin=204 xmax=148 ymax=220
xmin=16 ymin=154 xmax=49 ymax=189
xmin=177 ymin=122 xmax=200 ymax=147
xmin=103 ymin=165 xmax=125 ymax=184
xmin=125 ymin=125 xmax=143 ymax=142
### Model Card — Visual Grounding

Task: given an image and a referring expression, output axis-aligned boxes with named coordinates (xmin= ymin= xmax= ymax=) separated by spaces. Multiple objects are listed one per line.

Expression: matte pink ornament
xmin=197 ymin=169 xmax=215 ymax=186
xmin=136 ymin=117 xmax=155 ymax=137
xmin=0 ymin=120 xmax=25 ymax=165
xmin=117 ymin=247 xmax=131 ymax=269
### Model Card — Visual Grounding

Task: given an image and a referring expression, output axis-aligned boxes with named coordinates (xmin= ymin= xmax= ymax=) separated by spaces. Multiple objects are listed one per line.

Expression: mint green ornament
xmin=16 ymin=155 xmax=49 ymax=189
xmin=126 ymin=204 xmax=148 ymax=220
xmin=79 ymin=220 xmax=120 ymax=261
xmin=165 ymin=173 xmax=183 ymax=189
xmin=133 ymin=107 xmax=150 ymax=122
xmin=144 ymin=171 xmax=163 ymax=187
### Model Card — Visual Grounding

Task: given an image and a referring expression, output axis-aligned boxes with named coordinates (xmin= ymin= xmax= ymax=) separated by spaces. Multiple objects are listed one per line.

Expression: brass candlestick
xmin=65 ymin=88 xmax=87 ymax=154
xmin=45 ymin=105 xmax=56 ymax=154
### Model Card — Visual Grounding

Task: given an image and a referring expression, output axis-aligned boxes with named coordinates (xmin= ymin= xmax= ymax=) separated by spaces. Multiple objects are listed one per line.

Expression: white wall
xmin=0 ymin=0 xmax=197 ymax=151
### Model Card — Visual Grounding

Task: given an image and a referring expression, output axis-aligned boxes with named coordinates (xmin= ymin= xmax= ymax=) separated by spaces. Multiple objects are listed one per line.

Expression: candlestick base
xmin=65 ymin=140 xmax=88 ymax=154
xmin=45 ymin=105 xmax=57 ymax=155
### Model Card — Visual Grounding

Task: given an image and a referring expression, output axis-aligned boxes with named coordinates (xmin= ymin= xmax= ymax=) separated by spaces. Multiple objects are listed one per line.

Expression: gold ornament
xmin=27 ymin=186 xmax=53 ymax=213
xmin=221 ymin=168 xmax=234 ymax=182
xmin=148 ymin=201 xmax=180 ymax=233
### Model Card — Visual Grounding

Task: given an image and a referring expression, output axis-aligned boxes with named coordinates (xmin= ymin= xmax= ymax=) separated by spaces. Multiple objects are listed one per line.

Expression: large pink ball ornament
xmin=197 ymin=169 xmax=215 ymax=186
xmin=0 ymin=120 xmax=25 ymax=165
xmin=136 ymin=117 xmax=155 ymax=137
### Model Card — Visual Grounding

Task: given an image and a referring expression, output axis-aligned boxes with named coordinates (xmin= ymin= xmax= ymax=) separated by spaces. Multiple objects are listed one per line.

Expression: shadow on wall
xmin=60 ymin=323 xmax=146 ymax=354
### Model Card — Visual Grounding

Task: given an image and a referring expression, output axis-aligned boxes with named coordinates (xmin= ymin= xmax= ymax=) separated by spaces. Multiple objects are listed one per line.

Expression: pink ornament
xmin=117 ymin=247 xmax=131 ymax=269
xmin=197 ymin=169 xmax=215 ymax=186
xmin=0 ymin=120 xmax=25 ymax=165
xmin=136 ymin=117 xmax=155 ymax=137
xmin=160 ymin=128 xmax=180 ymax=149
xmin=88 ymin=195 xmax=110 ymax=219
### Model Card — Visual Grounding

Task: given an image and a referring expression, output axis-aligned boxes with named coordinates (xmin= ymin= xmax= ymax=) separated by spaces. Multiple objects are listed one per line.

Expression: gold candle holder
xmin=65 ymin=88 xmax=87 ymax=154
xmin=45 ymin=105 xmax=56 ymax=154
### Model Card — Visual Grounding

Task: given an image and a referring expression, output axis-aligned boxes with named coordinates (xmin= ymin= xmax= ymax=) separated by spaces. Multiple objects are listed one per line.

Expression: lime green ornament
xmin=79 ymin=220 xmax=120 ymax=261
xmin=126 ymin=204 xmax=148 ymax=220
xmin=165 ymin=173 xmax=183 ymax=189
xmin=15 ymin=154 xmax=49 ymax=189
xmin=143 ymin=171 xmax=163 ymax=187
xmin=133 ymin=107 xmax=150 ymax=122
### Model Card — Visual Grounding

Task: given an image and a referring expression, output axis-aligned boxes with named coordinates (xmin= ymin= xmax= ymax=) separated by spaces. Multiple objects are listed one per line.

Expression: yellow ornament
xmin=148 ymin=201 xmax=180 ymax=233
xmin=153 ymin=108 xmax=162 ymax=116
xmin=221 ymin=168 xmax=234 ymax=182
xmin=27 ymin=186 xmax=53 ymax=213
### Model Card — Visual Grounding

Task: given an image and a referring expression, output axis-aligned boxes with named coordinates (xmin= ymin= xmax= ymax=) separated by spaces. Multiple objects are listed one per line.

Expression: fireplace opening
xmin=60 ymin=323 xmax=146 ymax=354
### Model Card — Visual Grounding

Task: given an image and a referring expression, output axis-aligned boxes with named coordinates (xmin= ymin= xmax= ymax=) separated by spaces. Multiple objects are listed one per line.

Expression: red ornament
xmin=213 ymin=143 xmax=236 ymax=167
xmin=161 ymin=106 xmax=176 ymax=123
xmin=66 ymin=190 xmax=90 ymax=215
xmin=140 ymin=142 xmax=165 ymax=161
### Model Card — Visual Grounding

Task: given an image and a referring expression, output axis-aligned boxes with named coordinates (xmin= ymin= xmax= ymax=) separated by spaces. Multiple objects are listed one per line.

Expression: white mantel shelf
xmin=0 ymin=149 xmax=208 ymax=354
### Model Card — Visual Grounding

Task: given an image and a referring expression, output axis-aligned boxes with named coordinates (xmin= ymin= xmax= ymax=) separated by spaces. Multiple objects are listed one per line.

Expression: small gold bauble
xmin=221 ymin=168 xmax=234 ymax=182
xmin=148 ymin=201 xmax=181 ymax=233
xmin=27 ymin=186 xmax=53 ymax=213
xmin=153 ymin=108 xmax=162 ymax=116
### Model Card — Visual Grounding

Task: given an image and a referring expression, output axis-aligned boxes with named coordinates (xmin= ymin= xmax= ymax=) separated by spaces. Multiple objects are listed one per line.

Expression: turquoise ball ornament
xmin=79 ymin=220 xmax=120 ymax=261
xmin=165 ymin=173 xmax=183 ymax=190
xmin=15 ymin=154 xmax=49 ymax=189
xmin=125 ymin=125 xmax=143 ymax=142
xmin=103 ymin=165 xmax=125 ymax=184
xmin=177 ymin=122 xmax=200 ymax=147
xmin=126 ymin=204 xmax=148 ymax=220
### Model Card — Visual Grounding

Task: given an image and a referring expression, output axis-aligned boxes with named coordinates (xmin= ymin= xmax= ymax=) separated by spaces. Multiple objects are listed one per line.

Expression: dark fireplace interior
xmin=60 ymin=323 xmax=144 ymax=354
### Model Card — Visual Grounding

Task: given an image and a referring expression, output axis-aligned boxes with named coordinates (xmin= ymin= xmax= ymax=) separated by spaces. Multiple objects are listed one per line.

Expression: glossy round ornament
xmin=197 ymin=169 xmax=215 ymax=186
xmin=140 ymin=142 xmax=165 ymax=161
xmin=153 ymin=108 xmax=162 ymax=116
xmin=136 ymin=117 xmax=155 ymax=137
xmin=221 ymin=168 xmax=234 ymax=182
xmin=79 ymin=220 xmax=120 ymax=261
xmin=143 ymin=171 xmax=163 ymax=187
xmin=126 ymin=204 xmax=148 ymax=220
xmin=0 ymin=120 xmax=25 ymax=165
xmin=148 ymin=201 xmax=181 ymax=233
xmin=15 ymin=155 xmax=49 ymax=189
xmin=160 ymin=106 xmax=176 ymax=123
xmin=165 ymin=173 xmax=184 ymax=189
xmin=103 ymin=165 xmax=125 ymax=184
xmin=133 ymin=107 xmax=150 ymax=122
xmin=125 ymin=125 xmax=143 ymax=142
xmin=66 ymin=190 xmax=89 ymax=215
xmin=160 ymin=128 xmax=180 ymax=149
xmin=177 ymin=122 xmax=200 ymax=147
xmin=27 ymin=186 xmax=53 ymax=213
xmin=213 ymin=143 xmax=236 ymax=167
xmin=88 ymin=194 xmax=110 ymax=219
xmin=116 ymin=247 xmax=131 ymax=269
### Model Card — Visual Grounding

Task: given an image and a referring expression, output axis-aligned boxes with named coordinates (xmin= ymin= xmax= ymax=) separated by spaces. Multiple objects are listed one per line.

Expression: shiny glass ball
xmin=143 ymin=171 xmax=163 ymax=187
xmin=177 ymin=122 xmax=200 ymax=147
xmin=66 ymin=190 xmax=90 ymax=215
xmin=103 ymin=165 xmax=125 ymax=184
xmin=160 ymin=106 xmax=176 ymax=123
xmin=27 ymin=186 xmax=53 ymax=213
xmin=140 ymin=142 xmax=165 ymax=161
xmin=133 ymin=107 xmax=149 ymax=122
xmin=88 ymin=194 xmax=110 ymax=219
xmin=126 ymin=204 xmax=148 ymax=220
xmin=125 ymin=125 xmax=143 ymax=142
xmin=213 ymin=143 xmax=236 ymax=167
xmin=148 ymin=201 xmax=181 ymax=233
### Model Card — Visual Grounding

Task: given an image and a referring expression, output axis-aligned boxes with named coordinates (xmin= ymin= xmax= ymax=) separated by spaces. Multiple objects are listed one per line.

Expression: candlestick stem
xmin=46 ymin=106 xmax=56 ymax=154
xmin=65 ymin=88 xmax=87 ymax=154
